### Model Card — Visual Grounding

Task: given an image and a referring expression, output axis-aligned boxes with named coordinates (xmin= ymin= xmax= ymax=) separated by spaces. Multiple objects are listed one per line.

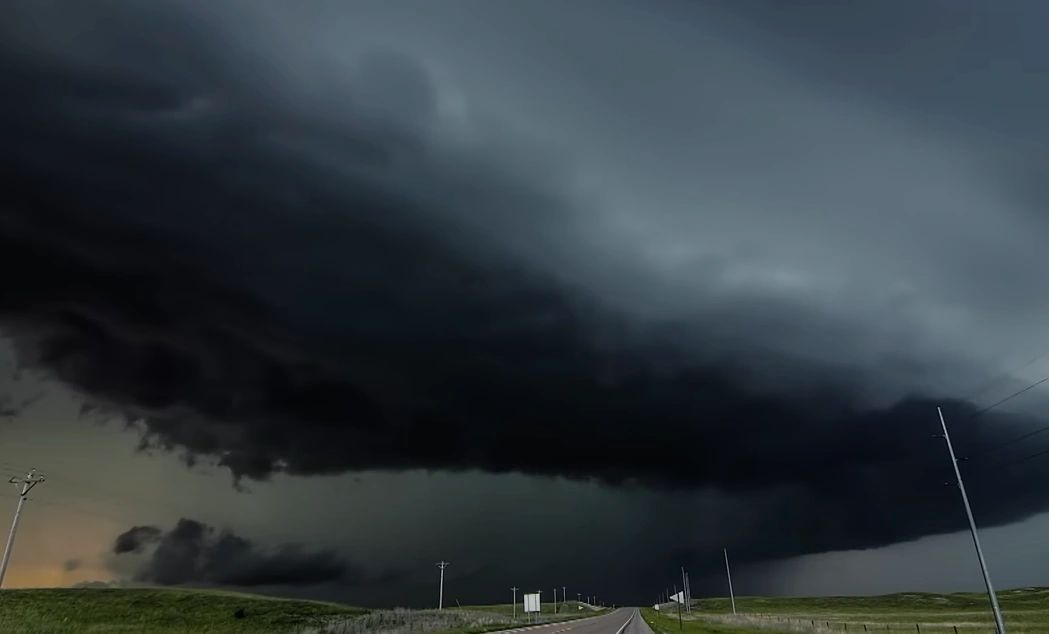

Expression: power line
xmin=965 ymin=419 xmax=1049 ymax=463
xmin=960 ymin=348 xmax=1049 ymax=404
xmin=977 ymin=445 xmax=1049 ymax=475
xmin=1000 ymin=446 xmax=1049 ymax=471
xmin=968 ymin=375 xmax=1049 ymax=422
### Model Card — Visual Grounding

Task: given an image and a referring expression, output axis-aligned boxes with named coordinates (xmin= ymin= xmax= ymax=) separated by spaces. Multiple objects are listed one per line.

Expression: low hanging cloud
xmin=114 ymin=526 xmax=164 ymax=554
xmin=3 ymin=0 xmax=1049 ymax=571
xmin=112 ymin=519 xmax=348 ymax=587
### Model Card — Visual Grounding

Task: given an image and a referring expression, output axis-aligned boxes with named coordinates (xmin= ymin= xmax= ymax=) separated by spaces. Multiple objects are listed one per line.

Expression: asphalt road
xmin=495 ymin=608 xmax=653 ymax=634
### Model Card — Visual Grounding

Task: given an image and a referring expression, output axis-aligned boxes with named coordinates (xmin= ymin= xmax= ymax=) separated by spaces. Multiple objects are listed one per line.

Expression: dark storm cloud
xmin=705 ymin=0 xmax=1049 ymax=217
xmin=113 ymin=519 xmax=347 ymax=586
xmin=2 ymin=0 xmax=1049 ymax=574
xmin=63 ymin=559 xmax=82 ymax=572
xmin=114 ymin=526 xmax=164 ymax=554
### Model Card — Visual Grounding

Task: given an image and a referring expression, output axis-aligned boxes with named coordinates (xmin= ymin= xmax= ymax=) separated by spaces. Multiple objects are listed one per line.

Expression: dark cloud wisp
xmin=112 ymin=519 xmax=348 ymax=587
xmin=114 ymin=526 xmax=164 ymax=554
xmin=3 ymin=0 xmax=1049 ymax=571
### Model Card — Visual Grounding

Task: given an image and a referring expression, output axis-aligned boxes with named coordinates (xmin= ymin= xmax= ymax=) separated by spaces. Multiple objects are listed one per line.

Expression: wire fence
xmin=705 ymin=613 xmax=1003 ymax=633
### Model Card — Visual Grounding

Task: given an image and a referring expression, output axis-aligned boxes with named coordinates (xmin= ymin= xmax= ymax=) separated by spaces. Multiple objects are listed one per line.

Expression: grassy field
xmin=641 ymin=606 xmax=769 ymax=633
xmin=644 ymin=587 xmax=1049 ymax=633
xmin=0 ymin=587 xmax=365 ymax=634
xmin=324 ymin=603 xmax=603 ymax=634
xmin=0 ymin=588 xmax=604 ymax=634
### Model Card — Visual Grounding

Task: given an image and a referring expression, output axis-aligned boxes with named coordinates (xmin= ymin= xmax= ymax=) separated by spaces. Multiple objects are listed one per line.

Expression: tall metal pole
xmin=0 ymin=469 xmax=45 ymax=588
xmin=511 ymin=587 xmax=518 ymax=620
xmin=724 ymin=548 xmax=736 ymax=615
xmin=562 ymin=586 xmax=566 ymax=608
xmin=680 ymin=567 xmax=689 ymax=613
xmin=553 ymin=587 xmax=557 ymax=613
xmin=685 ymin=572 xmax=692 ymax=612
xmin=938 ymin=407 xmax=1007 ymax=634
xmin=674 ymin=583 xmax=682 ymax=629
xmin=436 ymin=561 xmax=449 ymax=610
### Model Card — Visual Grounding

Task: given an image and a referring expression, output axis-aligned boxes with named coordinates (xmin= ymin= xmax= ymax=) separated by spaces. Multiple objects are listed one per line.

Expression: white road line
xmin=613 ymin=609 xmax=634 ymax=634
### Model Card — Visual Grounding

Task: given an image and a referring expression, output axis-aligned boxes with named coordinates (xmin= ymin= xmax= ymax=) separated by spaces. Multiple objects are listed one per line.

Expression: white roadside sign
xmin=524 ymin=592 xmax=541 ymax=613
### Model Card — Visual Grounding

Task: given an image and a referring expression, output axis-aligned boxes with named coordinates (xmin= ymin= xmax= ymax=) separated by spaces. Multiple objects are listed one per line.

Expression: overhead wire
xmin=958 ymin=348 xmax=1049 ymax=404
xmin=966 ymin=375 xmax=1049 ymax=423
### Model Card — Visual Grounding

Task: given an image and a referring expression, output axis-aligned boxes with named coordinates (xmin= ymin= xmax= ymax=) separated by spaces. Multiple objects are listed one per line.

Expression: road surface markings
xmin=613 ymin=610 xmax=634 ymax=634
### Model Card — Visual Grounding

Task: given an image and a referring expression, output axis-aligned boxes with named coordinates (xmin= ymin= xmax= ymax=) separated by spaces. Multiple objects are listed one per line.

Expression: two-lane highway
xmin=494 ymin=608 xmax=654 ymax=634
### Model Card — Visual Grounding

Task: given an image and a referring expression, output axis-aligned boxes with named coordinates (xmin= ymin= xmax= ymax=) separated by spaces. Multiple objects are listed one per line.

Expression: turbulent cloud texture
xmin=2 ymin=0 xmax=1049 ymax=576
xmin=114 ymin=526 xmax=164 ymax=554
xmin=113 ymin=519 xmax=348 ymax=587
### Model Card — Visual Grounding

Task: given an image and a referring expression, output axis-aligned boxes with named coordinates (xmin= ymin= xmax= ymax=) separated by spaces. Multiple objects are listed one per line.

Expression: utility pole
xmin=553 ymin=587 xmax=557 ymax=613
xmin=680 ymin=567 xmax=689 ymax=613
xmin=724 ymin=548 xmax=736 ymax=615
xmin=436 ymin=561 xmax=449 ymax=610
xmin=562 ymin=586 xmax=566 ymax=608
xmin=685 ymin=572 xmax=692 ymax=612
xmin=674 ymin=583 xmax=682 ymax=629
xmin=937 ymin=406 xmax=1007 ymax=634
xmin=0 ymin=468 xmax=45 ymax=588
xmin=511 ymin=587 xmax=518 ymax=620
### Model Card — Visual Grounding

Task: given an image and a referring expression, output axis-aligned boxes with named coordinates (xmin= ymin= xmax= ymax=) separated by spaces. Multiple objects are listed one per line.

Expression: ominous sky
xmin=2 ymin=0 xmax=1049 ymax=607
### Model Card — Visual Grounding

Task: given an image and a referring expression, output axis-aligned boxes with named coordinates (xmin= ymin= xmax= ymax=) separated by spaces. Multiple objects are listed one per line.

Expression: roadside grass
xmin=0 ymin=587 xmax=365 ymax=634
xmin=667 ymin=587 xmax=1049 ymax=632
xmin=641 ymin=607 xmax=773 ymax=633
xmin=316 ymin=602 xmax=606 ymax=634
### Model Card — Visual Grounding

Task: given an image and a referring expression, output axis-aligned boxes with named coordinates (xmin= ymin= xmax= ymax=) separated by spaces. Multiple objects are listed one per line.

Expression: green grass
xmin=0 ymin=587 xmax=366 ymax=634
xmin=641 ymin=607 xmax=769 ymax=633
xmin=326 ymin=603 xmax=605 ymax=634
xmin=0 ymin=588 xmax=607 ymax=634
xmin=652 ymin=587 xmax=1049 ymax=633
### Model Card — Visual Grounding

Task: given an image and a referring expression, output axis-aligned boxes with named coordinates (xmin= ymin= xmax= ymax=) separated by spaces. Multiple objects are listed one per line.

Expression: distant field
xmin=0 ymin=587 xmax=365 ymax=634
xmin=464 ymin=600 xmax=600 ymax=617
xmin=329 ymin=603 xmax=602 ymax=634
xmin=0 ymin=588 xmax=603 ymax=634
xmin=645 ymin=587 xmax=1049 ymax=633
